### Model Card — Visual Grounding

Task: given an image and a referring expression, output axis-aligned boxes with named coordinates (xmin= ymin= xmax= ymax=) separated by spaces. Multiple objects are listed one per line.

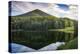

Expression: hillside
xmin=10 ymin=9 xmax=78 ymax=50
xmin=15 ymin=9 xmax=52 ymax=17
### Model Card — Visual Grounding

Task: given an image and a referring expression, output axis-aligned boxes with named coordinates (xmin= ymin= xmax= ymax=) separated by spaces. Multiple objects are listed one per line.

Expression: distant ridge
xmin=15 ymin=9 xmax=52 ymax=16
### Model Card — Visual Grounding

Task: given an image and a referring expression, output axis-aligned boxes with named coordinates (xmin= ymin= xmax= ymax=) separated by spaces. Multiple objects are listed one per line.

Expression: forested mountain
xmin=15 ymin=9 xmax=52 ymax=17
xmin=10 ymin=9 xmax=78 ymax=50
xmin=10 ymin=9 xmax=77 ymax=31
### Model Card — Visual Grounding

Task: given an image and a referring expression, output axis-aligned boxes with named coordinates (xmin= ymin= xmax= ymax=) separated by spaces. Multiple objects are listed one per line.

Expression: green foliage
xmin=10 ymin=9 xmax=78 ymax=49
xmin=57 ymin=37 xmax=78 ymax=50
xmin=11 ymin=16 xmax=77 ymax=30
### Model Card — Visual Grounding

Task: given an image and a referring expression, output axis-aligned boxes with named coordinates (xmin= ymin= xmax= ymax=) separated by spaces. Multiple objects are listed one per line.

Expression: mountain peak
xmin=29 ymin=9 xmax=45 ymax=13
xmin=16 ymin=9 xmax=52 ymax=16
xmin=33 ymin=9 xmax=41 ymax=11
xmin=32 ymin=9 xmax=44 ymax=12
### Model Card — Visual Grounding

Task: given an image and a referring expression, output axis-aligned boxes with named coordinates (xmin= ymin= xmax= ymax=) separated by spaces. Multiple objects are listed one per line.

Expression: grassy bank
xmin=48 ymin=27 xmax=74 ymax=33
xmin=57 ymin=37 xmax=78 ymax=50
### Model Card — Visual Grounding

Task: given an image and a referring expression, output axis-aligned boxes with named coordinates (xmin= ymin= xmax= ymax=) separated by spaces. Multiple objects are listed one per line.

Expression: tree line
xmin=11 ymin=16 xmax=77 ymax=31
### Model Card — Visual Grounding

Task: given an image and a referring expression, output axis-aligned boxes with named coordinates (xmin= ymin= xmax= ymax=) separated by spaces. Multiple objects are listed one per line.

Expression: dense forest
xmin=10 ymin=9 xmax=78 ymax=50
xmin=11 ymin=16 xmax=77 ymax=31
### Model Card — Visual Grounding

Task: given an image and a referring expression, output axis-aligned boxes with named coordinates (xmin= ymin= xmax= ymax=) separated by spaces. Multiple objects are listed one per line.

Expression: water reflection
xmin=10 ymin=43 xmax=36 ymax=53
xmin=38 ymin=42 xmax=65 ymax=51
xmin=10 ymin=42 xmax=65 ymax=53
xmin=11 ymin=31 xmax=76 ymax=50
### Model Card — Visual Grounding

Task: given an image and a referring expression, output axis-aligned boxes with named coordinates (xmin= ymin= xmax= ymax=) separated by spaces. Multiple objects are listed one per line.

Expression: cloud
xmin=41 ymin=4 xmax=70 ymax=17
xmin=10 ymin=1 xmax=78 ymax=20
xmin=10 ymin=1 xmax=49 ymax=16
xmin=46 ymin=4 xmax=78 ymax=20
xmin=63 ymin=5 xmax=78 ymax=19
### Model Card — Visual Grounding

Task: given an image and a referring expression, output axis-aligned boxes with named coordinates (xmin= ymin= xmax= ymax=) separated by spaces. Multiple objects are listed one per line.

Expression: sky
xmin=9 ymin=1 xmax=78 ymax=20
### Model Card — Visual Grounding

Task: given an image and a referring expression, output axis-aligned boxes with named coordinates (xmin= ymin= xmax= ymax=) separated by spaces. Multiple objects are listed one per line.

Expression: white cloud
xmin=45 ymin=4 xmax=78 ymax=20
xmin=40 ymin=4 xmax=70 ymax=18
xmin=64 ymin=5 xmax=78 ymax=19
xmin=11 ymin=2 xmax=78 ymax=20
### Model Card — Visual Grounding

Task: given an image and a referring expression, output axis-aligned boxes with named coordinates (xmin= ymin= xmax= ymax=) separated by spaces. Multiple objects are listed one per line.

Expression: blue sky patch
xmin=57 ymin=4 xmax=69 ymax=11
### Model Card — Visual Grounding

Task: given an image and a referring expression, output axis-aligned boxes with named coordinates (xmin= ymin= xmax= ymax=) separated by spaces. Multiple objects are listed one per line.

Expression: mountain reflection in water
xmin=10 ymin=42 xmax=65 ymax=53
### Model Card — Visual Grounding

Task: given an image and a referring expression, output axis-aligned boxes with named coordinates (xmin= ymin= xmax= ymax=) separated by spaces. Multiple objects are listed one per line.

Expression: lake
xmin=9 ymin=30 xmax=77 ymax=52
xmin=10 ymin=42 xmax=65 ymax=53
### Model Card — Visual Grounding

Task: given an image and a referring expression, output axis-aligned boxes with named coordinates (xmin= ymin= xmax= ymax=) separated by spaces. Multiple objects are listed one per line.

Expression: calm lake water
xmin=10 ymin=42 xmax=65 ymax=53
xmin=10 ymin=30 xmax=77 ymax=53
